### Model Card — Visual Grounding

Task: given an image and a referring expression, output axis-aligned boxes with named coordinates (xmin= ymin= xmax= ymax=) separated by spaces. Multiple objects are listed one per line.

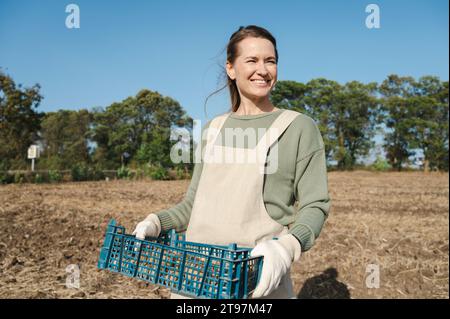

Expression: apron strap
xmin=202 ymin=112 xmax=231 ymax=159
xmin=202 ymin=110 xmax=299 ymax=163
xmin=256 ymin=110 xmax=300 ymax=153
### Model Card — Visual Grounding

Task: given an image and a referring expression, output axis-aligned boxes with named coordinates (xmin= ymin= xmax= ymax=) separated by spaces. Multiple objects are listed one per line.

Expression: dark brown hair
xmin=204 ymin=25 xmax=279 ymax=116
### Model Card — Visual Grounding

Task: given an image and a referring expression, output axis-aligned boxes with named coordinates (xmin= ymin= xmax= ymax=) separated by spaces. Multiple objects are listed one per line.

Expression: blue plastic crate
xmin=97 ymin=219 xmax=264 ymax=299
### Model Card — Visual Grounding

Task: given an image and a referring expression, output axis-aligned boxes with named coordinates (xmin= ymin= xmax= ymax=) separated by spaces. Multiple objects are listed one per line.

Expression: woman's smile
xmin=250 ymin=79 xmax=271 ymax=87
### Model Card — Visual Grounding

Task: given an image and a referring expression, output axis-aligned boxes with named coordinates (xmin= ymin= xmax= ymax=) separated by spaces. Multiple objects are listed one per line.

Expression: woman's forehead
xmin=236 ymin=37 xmax=276 ymax=57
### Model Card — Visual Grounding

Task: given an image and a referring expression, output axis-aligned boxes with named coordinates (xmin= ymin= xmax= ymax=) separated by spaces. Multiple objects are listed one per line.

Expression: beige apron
xmin=170 ymin=109 xmax=300 ymax=299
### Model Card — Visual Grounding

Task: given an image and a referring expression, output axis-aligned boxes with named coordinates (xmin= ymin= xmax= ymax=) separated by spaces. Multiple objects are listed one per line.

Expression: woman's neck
xmin=234 ymin=97 xmax=278 ymax=115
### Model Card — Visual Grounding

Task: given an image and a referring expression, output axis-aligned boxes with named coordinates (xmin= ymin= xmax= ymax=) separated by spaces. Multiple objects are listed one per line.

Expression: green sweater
xmin=155 ymin=109 xmax=331 ymax=252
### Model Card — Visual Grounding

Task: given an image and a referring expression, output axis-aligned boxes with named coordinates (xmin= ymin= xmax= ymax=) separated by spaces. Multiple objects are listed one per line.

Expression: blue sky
xmin=0 ymin=0 xmax=448 ymax=129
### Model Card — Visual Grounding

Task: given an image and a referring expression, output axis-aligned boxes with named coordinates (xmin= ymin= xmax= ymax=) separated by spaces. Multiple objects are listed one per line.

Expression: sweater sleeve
xmin=288 ymin=119 xmax=331 ymax=252
xmin=151 ymin=121 xmax=210 ymax=232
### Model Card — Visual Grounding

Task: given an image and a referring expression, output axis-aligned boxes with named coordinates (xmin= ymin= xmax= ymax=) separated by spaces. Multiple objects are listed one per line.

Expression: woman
xmin=132 ymin=25 xmax=331 ymax=299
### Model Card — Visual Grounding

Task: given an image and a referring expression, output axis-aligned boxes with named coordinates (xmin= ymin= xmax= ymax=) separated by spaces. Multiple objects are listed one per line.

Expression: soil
xmin=0 ymin=171 xmax=448 ymax=299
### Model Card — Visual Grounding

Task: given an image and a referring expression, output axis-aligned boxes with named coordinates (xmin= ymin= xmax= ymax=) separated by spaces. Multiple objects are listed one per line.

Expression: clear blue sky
xmin=0 ymin=0 xmax=448 ymax=126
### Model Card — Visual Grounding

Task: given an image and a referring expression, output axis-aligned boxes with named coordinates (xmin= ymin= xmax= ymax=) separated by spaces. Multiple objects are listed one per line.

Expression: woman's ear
xmin=226 ymin=61 xmax=235 ymax=80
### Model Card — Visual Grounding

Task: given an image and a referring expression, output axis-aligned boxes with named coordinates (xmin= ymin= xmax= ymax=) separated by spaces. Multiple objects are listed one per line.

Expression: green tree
xmin=334 ymin=81 xmax=379 ymax=169
xmin=379 ymin=75 xmax=418 ymax=171
xmin=0 ymin=70 xmax=43 ymax=170
xmin=40 ymin=109 xmax=92 ymax=169
xmin=272 ymin=79 xmax=380 ymax=169
xmin=380 ymin=75 xmax=448 ymax=171
xmin=271 ymin=79 xmax=339 ymax=162
xmin=414 ymin=77 xmax=449 ymax=171
xmin=303 ymin=79 xmax=341 ymax=163
xmin=90 ymin=89 xmax=192 ymax=169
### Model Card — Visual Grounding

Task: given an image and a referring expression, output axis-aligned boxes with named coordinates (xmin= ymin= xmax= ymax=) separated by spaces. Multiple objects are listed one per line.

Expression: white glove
xmin=132 ymin=214 xmax=162 ymax=240
xmin=250 ymin=234 xmax=301 ymax=298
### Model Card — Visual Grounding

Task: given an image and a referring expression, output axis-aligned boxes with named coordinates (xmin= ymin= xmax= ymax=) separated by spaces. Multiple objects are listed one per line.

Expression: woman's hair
xmin=204 ymin=25 xmax=279 ymax=116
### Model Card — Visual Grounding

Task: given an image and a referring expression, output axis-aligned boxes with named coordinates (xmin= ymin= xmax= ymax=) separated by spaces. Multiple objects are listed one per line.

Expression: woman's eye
xmin=245 ymin=59 xmax=276 ymax=64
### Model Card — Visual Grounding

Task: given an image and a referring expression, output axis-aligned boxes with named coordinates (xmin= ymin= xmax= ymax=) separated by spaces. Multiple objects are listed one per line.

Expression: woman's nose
xmin=256 ymin=62 xmax=269 ymax=75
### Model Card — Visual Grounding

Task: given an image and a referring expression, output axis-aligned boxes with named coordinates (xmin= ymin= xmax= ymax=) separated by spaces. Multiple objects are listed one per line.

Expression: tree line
xmin=271 ymin=75 xmax=448 ymax=171
xmin=0 ymin=70 xmax=448 ymax=183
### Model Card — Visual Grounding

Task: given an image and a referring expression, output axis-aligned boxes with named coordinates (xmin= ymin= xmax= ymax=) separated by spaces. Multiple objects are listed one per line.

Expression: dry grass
xmin=0 ymin=171 xmax=448 ymax=299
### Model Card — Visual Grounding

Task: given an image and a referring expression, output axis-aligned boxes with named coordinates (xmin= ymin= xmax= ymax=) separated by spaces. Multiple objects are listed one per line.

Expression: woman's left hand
xmin=250 ymin=234 xmax=301 ymax=298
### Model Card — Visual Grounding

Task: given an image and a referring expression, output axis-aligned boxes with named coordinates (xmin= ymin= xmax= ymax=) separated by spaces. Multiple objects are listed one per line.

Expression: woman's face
xmin=226 ymin=37 xmax=277 ymax=102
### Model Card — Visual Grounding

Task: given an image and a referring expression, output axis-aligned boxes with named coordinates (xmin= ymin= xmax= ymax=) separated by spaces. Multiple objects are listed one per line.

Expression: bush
xmin=142 ymin=164 xmax=170 ymax=180
xmin=134 ymin=167 xmax=145 ymax=180
xmin=34 ymin=173 xmax=44 ymax=184
xmin=371 ymin=156 xmax=391 ymax=172
xmin=151 ymin=167 xmax=169 ymax=180
xmin=71 ymin=163 xmax=106 ymax=181
xmin=90 ymin=165 xmax=105 ymax=181
xmin=117 ymin=165 xmax=131 ymax=179
xmin=0 ymin=171 xmax=14 ymax=184
xmin=175 ymin=166 xmax=186 ymax=180
xmin=48 ymin=170 xmax=62 ymax=183
xmin=0 ymin=161 xmax=12 ymax=184
xmin=14 ymin=172 xmax=24 ymax=184
xmin=71 ymin=163 xmax=89 ymax=181
xmin=146 ymin=164 xmax=170 ymax=180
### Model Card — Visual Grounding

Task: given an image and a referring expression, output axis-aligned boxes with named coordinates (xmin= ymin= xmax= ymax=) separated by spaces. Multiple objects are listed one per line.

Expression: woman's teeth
xmin=251 ymin=80 xmax=269 ymax=85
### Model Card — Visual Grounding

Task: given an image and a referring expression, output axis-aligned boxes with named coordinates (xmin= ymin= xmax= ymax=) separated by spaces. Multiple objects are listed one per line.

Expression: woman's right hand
xmin=132 ymin=214 xmax=162 ymax=239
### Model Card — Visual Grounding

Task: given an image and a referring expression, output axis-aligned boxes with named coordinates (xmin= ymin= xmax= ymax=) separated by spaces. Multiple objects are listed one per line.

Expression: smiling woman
xmin=133 ymin=25 xmax=331 ymax=300
xmin=225 ymin=26 xmax=280 ymax=115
